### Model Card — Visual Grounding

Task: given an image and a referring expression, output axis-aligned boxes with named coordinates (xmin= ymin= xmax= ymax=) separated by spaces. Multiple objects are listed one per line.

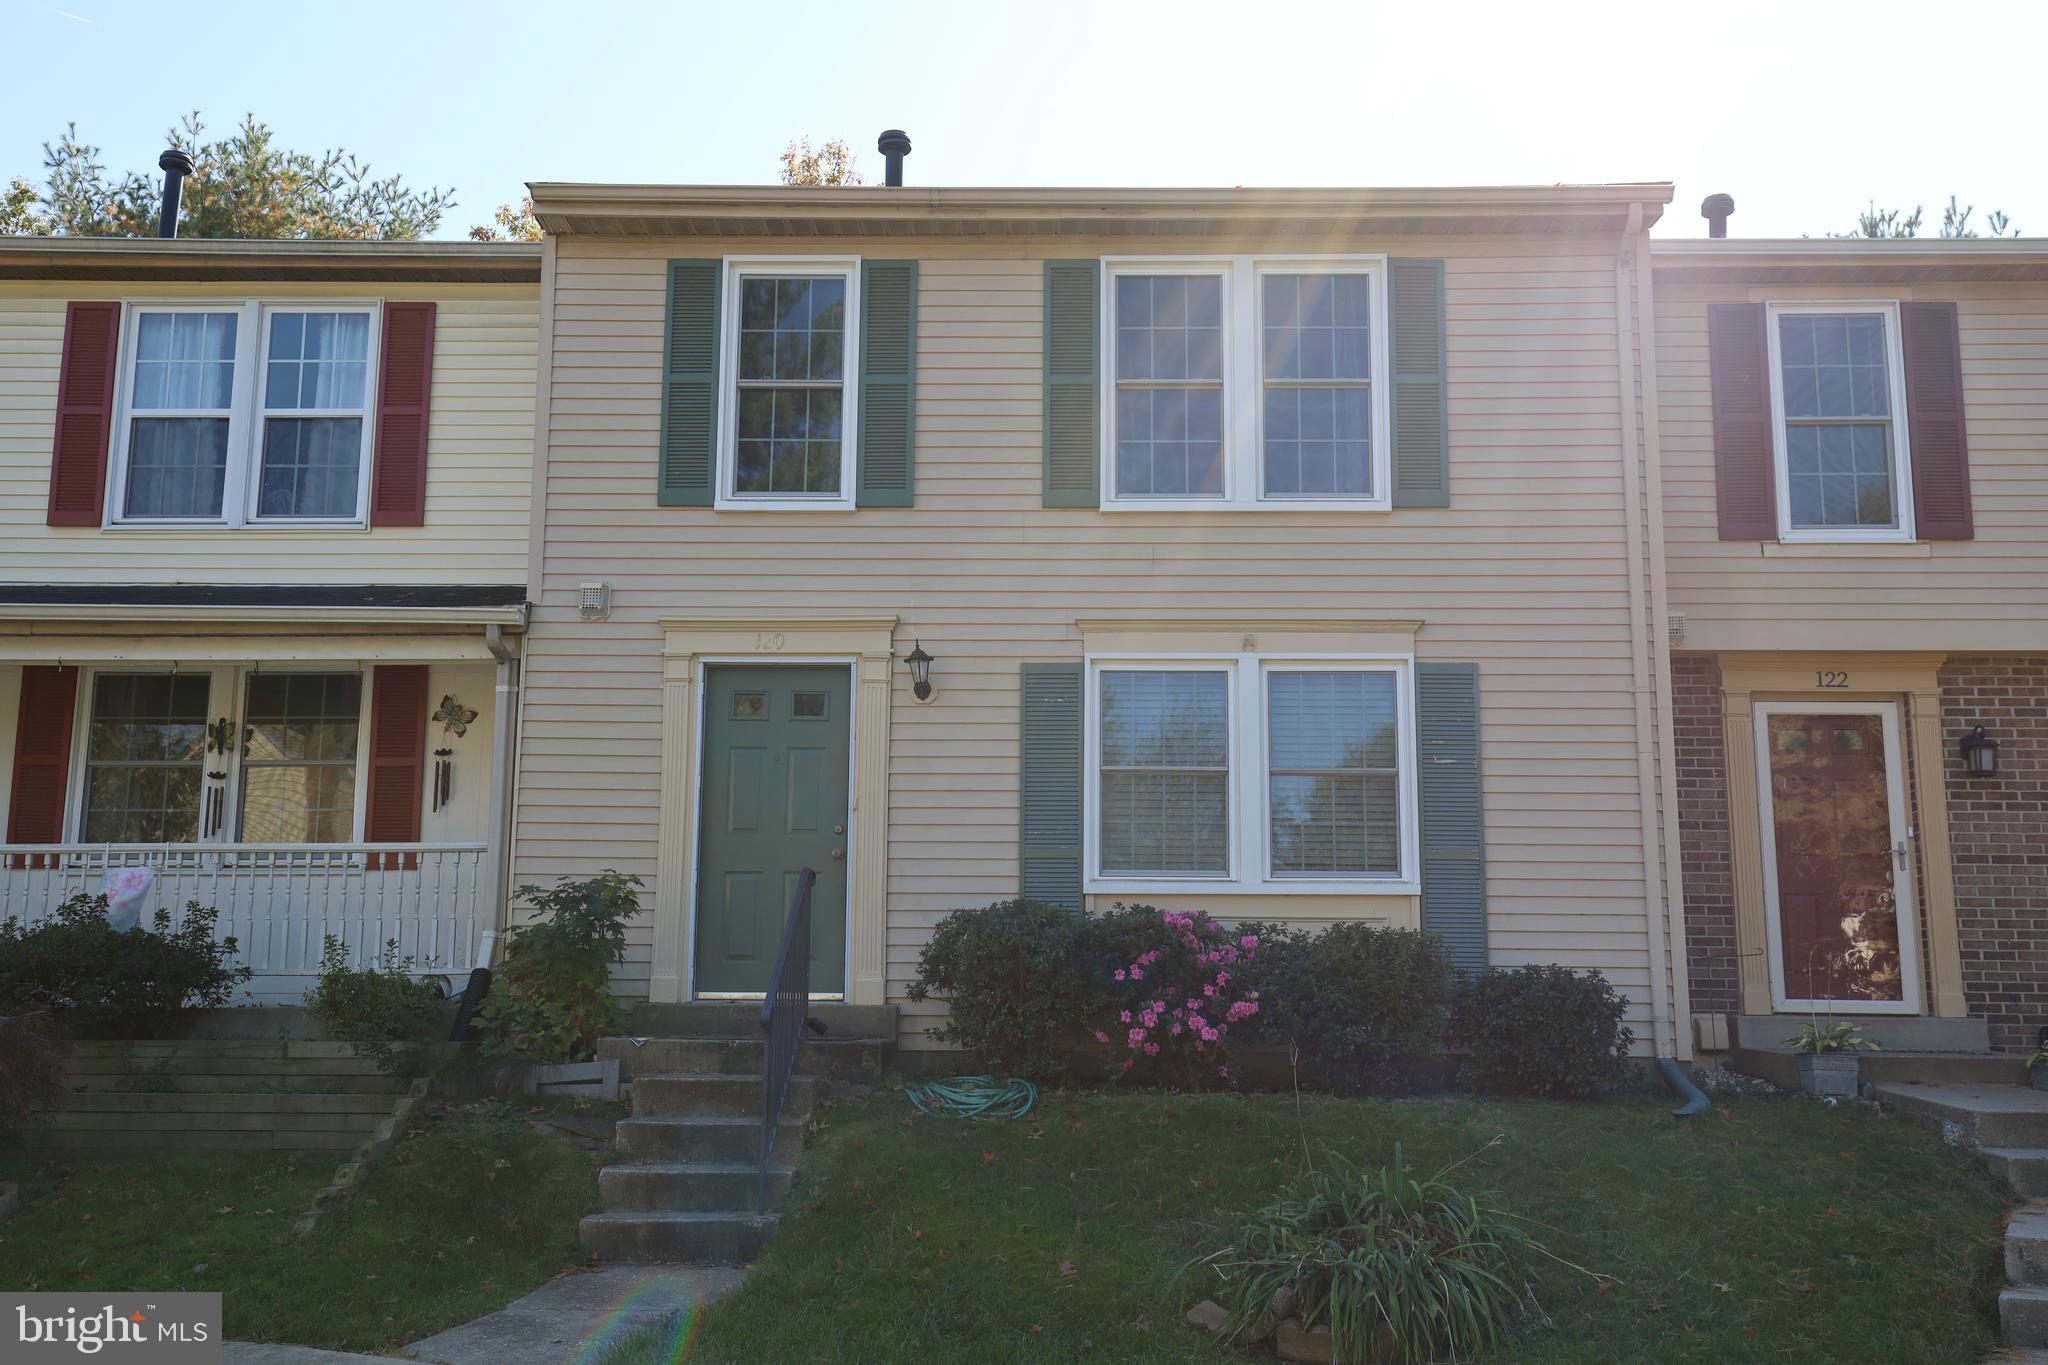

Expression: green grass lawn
xmin=688 ymin=1087 xmax=2009 ymax=1365
xmin=0 ymin=1100 xmax=606 ymax=1352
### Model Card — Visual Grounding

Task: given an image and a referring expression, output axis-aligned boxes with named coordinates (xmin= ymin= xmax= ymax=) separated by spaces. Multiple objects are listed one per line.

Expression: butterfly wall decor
xmin=434 ymin=694 xmax=478 ymax=738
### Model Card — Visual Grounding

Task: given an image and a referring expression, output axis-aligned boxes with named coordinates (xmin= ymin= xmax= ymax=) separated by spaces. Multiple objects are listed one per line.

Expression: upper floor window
xmin=1767 ymin=303 xmax=1913 ymax=542
xmin=716 ymin=259 xmax=859 ymax=508
xmin=110 ymin=302 xmax=378 ymax=528
xmin=1101 ymin=256 xmax=1390 ymax=511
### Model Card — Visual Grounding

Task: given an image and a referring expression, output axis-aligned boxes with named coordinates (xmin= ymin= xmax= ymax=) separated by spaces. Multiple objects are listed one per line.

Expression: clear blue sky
xmin=5 ymin=0 xmax=2045 ymax=240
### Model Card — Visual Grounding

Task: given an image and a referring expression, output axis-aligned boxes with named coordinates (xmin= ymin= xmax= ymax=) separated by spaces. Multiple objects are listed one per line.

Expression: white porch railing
xmin=0 ymin=843 xmax=491 ymax=977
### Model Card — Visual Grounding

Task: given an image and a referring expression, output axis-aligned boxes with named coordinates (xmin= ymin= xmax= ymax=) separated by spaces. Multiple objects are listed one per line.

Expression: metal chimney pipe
xmin=877 ymin=130 xmax=911 ymax=188
xmin=157 ymin=149 xmax=195 ymax=239
xmin=1700 ymin=192 xmax=1735 ymax=240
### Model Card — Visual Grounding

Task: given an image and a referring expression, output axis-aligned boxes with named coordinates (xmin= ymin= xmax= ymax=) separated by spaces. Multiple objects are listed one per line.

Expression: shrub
xmin=0 ymin=1010 xmax=71 ymax=1145
xmin=1195 ymin=1145 xmax=1530 ymax=1363
xmin=0 ymin=894 xmax=252 ymax=1038
xmin=905 ymin=899 xmax=1098 ymax=1080
xmin=476 ymin=871 xmax=637 ymax=1063
xmin=305 ymin=937 xmax=447 ymax=1076
xmin=1449 ymin=963 xmax=1634 ymax=1098
xmin=1240 ymin=922 xmax=1455 ymax=1093
xmin=1086 ymin=903 xmax=1261 ymax=1086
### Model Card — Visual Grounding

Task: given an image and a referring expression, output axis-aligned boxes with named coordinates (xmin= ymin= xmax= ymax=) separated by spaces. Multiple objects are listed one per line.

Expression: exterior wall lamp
xmin=1961 ymin=725 xmax=2000 ymax=776
xmin=905 ymin=641 xmax=935 ymax=703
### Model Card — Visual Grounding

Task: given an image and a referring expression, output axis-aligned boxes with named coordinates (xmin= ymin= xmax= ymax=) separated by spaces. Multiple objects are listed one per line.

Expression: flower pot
xmin=1795 ymin=1052 xmax=1861 ymax=1097
xmin=2031 ymin=1066 xmax=2048 ymax=1094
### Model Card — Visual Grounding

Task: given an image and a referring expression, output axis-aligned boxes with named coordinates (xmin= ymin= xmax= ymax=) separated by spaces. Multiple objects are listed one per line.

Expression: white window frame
xmin=1082 ymin=650 xmax=1419 ymax=896
xmin=106 ymin=299 xmax=381 ymax=531
xmin=1764 ymin=300 xmax=1915 ymax=544
xmin=63 ymin=665 xmax=372 ymax=846
xmin=714 ymin=255 xmax=862 ymax=511
xmin=1098 ymin=254 xmax=1393 ymax=512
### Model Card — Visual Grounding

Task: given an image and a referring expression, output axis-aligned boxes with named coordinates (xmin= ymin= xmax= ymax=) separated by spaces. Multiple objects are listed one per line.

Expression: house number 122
xmin=1816 ymin=671 xmax=1849 ymax=688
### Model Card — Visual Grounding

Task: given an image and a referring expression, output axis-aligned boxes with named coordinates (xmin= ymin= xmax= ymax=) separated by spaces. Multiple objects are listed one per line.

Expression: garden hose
xmin=904 ymin=1075 xmax=1037 ymax=1120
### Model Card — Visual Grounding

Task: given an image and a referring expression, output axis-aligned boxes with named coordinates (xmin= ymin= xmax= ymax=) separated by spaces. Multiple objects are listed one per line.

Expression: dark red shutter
xmin=47 ymin=302 xmax=122 ymax=527
xmin=364 ymin=664 xmax=428 ymax=867
xmin=370 ymin=302 xmax=436 ymax=527
xmin=1707 ymin=301 xmax=1778 ymax=540
xmin=1902 ymin=301 xmax=1974 ymax=541
xmin=8 ymin=666 xmax=79 ymax=850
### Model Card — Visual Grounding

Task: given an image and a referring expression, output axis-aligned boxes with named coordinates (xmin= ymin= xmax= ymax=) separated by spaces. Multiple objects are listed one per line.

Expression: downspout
xmin=1612 ymin=204 xmax=1704 ymax=1116
xmin=480 ymin=621 xmax=522 ymax=968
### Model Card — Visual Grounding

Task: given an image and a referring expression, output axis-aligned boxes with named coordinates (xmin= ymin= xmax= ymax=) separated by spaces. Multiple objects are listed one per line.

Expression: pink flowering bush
xmin=1091 ymin=904 xmax=1260 ymax=1087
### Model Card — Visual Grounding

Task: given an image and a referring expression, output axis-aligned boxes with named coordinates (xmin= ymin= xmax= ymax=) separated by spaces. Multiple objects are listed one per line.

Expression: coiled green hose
xmin=903 ymin=1075 xmax=1037 ymax=1120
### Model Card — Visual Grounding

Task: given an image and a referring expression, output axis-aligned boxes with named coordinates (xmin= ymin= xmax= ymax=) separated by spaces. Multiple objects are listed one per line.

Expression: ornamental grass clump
xmin=1195 ymin=1145 xmax=1531 ymax=1364
xmin=1090 ymin=904 xmax=1261 ymax=1085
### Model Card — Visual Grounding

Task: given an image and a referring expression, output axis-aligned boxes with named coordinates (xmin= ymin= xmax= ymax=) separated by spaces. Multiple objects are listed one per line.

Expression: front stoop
xmin=580 ymin=1009 xmax=893 ymax=1266
xmin=1874 ymin=1083 xmax=2048 ymax=1348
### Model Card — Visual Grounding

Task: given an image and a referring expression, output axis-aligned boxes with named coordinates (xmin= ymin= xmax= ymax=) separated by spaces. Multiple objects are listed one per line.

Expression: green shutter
xmin=1042 ymin=260 xmax=1101 ymax=508
xmin=658 ymin=259 xmax=720 ymax=506
xmin=1416 ymin=661 xmax=1486 ymax=973
xmin=1019 ymin=662 xmax=1084 ymax=910
xmin=858 ymin=260 xmax=917 ymax=507
xmin=1390 ymin=258 xmax=1449 ymax=508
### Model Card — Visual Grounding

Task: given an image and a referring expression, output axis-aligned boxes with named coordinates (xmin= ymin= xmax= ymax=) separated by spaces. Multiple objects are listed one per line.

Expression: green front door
xmin=695 ymin=665 xmax=850 ymax=995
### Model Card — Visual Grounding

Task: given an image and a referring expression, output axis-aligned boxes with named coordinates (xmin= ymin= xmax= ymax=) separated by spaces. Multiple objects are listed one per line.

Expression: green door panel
xmin=695 ymin=665 xmax=850 ymax=995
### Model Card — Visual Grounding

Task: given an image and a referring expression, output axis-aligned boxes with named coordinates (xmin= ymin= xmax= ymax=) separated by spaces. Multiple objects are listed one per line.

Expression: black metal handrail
xmin=758 ymin=867 xmax=817 ymax=1212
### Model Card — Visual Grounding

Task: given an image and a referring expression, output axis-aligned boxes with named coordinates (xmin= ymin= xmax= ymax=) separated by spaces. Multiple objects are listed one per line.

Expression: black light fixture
xmin=905 ymin=641 xmax=934 ymax=702
xmin=1961 ymin=725 xmax=1999 ymax=776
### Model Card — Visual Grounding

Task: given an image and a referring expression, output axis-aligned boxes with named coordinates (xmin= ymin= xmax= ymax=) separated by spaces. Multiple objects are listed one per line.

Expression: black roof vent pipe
xmin=157 ymin=149 xmax=195 ymax=239
xmin=877 ymin=130 xmax=911 ymax=188
xmin=1700 ymin=192 xmax=1734 ymax=240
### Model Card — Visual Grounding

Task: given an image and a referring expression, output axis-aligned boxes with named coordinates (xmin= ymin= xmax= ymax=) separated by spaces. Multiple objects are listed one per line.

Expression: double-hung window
xmin=1766 ymin=302 xmax=1914 ymax=542
xmin=717 ymin=259 xmax=859 ymax=508
xmin=111 ymin=301 xmax=378 ymax=527
xmin=78 ymin=672 xmax=211 ymax=843
xmin=1086 ymin=652 xmax=1415 ymax=893
xmin=1102 ymin=257 xmax=1390 ymax=510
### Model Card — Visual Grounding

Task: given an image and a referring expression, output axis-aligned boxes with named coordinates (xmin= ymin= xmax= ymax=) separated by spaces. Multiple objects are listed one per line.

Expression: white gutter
xmin=1612 ymin=202 xmax=1678 ymax=1061
xmin=478 ymin=624 xmax=522 ymax=969
xmin=0 ymin=602 xmax=530 ymax=627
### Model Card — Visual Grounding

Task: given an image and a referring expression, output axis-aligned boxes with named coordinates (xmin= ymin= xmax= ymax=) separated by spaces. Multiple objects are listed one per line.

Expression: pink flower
xmin=1170 ymin=1023 xmax=1183 ymax=1036
xmin=1240 ymin=935 xmax=1256 ymax=948
xmin=1122 ymin=1059 xmax=1135 ymax=1072
xmin=1203 ymin=984 xmax=1216 ymax=997
xmin=1120 ymin=1010 xmax=1132 ymax=1023
xmin=1093 ymin=1029 xmax=1109 ymax=1043
xmin=1128 ymin=1027 xmax=1145 ymax=1044
xmin=1130 ymin=968 xmax=1144 ymax=981
xmin=1144 ymin=1042 xmax=1160 ymax=1056
xmin=1218 ymin=1064 xmax=1230 ymax=1078
xmin=1114 ymin=969 xmax=1126 ymax=981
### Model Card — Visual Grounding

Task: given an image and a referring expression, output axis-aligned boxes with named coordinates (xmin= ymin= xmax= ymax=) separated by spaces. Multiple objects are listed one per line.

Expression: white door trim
xmin=1753 ymin=699 xmax=1924 ymax=1015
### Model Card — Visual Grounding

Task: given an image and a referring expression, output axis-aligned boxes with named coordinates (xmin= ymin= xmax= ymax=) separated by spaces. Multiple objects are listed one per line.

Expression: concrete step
xmin=579 ymin=1210 xmax=780 ymax=1265
xmin=2005 ymin=1285 xmax=2048 ymax=1348
xmin=621 ymin=1002 xmax=896 ymax=1041
xmin=1878 ymin=1083 xmax=2048 ymax=1149
xmin=1985 ymin=1150 xmax=2048 ymax=1199
xmin=2008 ymin=1205 xmax=2048 ymax=1285
xmin=598 ymin=1035 xmax=891 ymax=1080
xmin=598 ymin=1161 xmax=795 ymax=1212
xmin=631 ymin=1073 xmax=814 ymax=1118
xmin=1736 ymin=1046 xmax=2027 ymax=1090
xmin=1735 ymin=1014 xmax=1991 ymax=1053
xmin=615 ymin=1115 xmax=803 ymax=1165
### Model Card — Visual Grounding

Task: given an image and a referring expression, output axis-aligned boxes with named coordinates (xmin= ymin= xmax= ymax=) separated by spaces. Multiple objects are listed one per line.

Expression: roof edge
xmin=0 ymin=237 xmax=543 ymax=284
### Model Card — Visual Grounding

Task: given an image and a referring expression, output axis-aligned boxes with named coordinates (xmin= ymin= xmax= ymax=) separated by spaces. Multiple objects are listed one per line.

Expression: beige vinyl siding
xmin=519 ymin=236 xmax=1660 ymax=1045
xmin=0 ymin=282 xmax=535 ymax=584
xmin=1657 ymin=281 xmax=2048 ymax=650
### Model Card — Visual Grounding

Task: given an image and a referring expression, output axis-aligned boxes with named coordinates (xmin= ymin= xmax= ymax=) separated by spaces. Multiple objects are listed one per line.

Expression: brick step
xmin=1736 ymin=1047 xmax=2027 ymax=1090
xmin=579 ymin=1210 xmax=780 ymax=1265
xmin=598 ymin=1036 xmax=890 ymax=1080
xmin=1878 ymin=1084 xmax=2048 ymax=1150
xmin=621 ymin=1002 xmax=896 ymax=1041
xmin=1985 ymin=1150 xmax=2048 ymax=1199
xmin=631 ymin=1074 xmax=814 ymax=1118
xmin=598 ymin=1161 xmax=795 ymax=1212
xmin=2008 ymin=1205 xmax=2048 ymax=1285
xmin=2005 ymin=1286 xmax=2048 ymax=1348
xmin=615 ymin=1116 xmax=803 ymax=1165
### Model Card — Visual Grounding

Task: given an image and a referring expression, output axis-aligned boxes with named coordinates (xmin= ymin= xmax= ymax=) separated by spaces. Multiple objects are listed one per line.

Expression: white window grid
xmin=1764 ymin=300 xmax=1916 ymax=544
xmin=713 ymin=256 xmax=862 ymax=511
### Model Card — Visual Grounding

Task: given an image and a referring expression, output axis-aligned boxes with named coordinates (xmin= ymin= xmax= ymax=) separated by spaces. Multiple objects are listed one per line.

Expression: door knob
xmin=830 ymin=848 xmax=845 ymax=861
xmin=833 ymin=824 xmax=845 ymax=835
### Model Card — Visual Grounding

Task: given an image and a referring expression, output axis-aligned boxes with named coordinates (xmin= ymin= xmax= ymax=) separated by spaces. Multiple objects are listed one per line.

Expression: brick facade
xmin=1673 ymin=655 xmax=1740 ymax=1016
xmin=1940 ymin=656 xmax=2048 ymax=1053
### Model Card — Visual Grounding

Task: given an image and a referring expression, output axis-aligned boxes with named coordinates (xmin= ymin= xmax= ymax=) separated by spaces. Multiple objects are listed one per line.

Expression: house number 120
xmin=1816 ymin=671 xmax=1849 ymax=688
xmin=756 ymin=632 xmax=786 ymax=651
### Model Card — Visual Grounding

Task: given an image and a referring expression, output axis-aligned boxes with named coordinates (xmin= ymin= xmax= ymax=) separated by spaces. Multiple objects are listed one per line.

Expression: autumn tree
xmin=469 ymin=197 xmax=543 ymax=242
xmin=6 ymin=112 xmax=454 ymax=239
xmin=1835 ymin=194 xmax=2018 ymax=239
xmin=779 ymin=137 xmax=863 ymax=187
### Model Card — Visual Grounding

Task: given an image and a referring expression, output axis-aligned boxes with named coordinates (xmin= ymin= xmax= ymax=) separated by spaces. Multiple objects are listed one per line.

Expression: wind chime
xmin=431 ymin=693 xmax=478 ymax=812
xmin=203 ymin=714 xmax=233 ymax=837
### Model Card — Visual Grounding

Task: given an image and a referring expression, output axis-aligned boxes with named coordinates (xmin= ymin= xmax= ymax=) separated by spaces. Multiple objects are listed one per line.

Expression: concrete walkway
xmin=225 ymin=1264 xmax=749 ymax=1365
